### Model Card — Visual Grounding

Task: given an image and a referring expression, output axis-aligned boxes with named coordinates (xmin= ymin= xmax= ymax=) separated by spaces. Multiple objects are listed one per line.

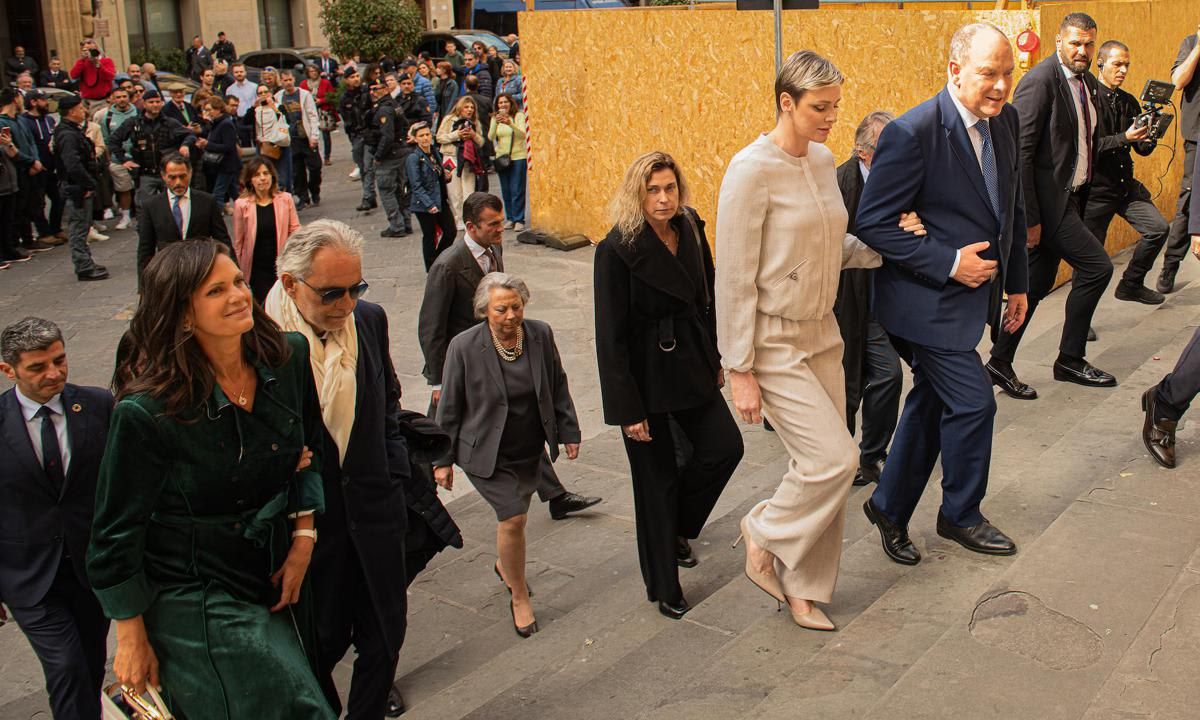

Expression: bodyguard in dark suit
xmin=988 ymin=13 xmax=1116 ymax=396
xmin=418 ymin=193 xmax=600 ymax=520
xmin=136 ymin=153 xmax=231 ymax=281
xmin=265 ymin=220 xmax=414 ymax=718
xmin=834 ymin=111 xmax=902 ymax=487
xmin=0 ymin=318 xmax=112 ymax=719
xmin=856 ymin=23 xmax=1028 ymax=564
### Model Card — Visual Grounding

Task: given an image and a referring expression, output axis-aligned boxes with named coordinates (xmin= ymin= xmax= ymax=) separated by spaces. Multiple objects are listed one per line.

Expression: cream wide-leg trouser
xmin=743 ymin=311 xmax=859 ymax=603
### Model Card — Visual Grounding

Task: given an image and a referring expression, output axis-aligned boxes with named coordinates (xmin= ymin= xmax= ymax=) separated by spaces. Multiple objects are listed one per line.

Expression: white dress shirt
xmin=464 ymin=232 xmax=499 ymax=273
xmin=169 ymin=188 xmax=192 ymax=236
xmin=1060 ymin=64 xmax=1097 ymax=189
xmin=16 ymin=388 xmax=71 ymax=474
xmin=858 ymin=160 xmax=870 ymax=183
xmin=945 ymin=84 xmax=995 ymax=277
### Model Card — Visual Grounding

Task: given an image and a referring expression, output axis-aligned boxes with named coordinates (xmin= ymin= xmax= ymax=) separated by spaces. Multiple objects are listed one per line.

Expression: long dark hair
xmin=113 ymin=241 xmax=290 ymax=418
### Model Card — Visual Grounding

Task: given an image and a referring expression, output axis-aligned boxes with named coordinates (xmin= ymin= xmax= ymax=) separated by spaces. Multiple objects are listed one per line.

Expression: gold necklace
xmin=491 ymin=325 xmax=524 ymax=362
xmin=219 ymin=364 xmax=252 ymax=406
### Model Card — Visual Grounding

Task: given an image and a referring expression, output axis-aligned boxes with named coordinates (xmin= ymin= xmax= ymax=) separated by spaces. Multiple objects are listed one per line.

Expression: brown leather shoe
xmin=1142 ymin=388 xmax=1177 ymax=468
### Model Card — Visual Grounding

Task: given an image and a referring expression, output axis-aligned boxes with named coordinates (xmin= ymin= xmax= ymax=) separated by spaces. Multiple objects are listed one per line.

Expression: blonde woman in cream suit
xmin=717 ymin=50 xmax=924 ymax=631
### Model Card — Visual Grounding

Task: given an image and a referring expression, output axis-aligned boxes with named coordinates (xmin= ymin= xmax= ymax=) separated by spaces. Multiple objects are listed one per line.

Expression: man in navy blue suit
xmin=856 ymin=23 xmax=1029 ymax=565
xmin=0 ymin=317 xmax=113 ymax=719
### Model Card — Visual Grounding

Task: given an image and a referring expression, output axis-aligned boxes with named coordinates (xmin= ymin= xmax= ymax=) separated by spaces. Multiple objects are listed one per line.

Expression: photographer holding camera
xmin=1084 ymin=40 xmax=1170 ymax=305
xmin=1159 ymin=25 xmax=1200 ymax=293
xmin=68 ymin=40 xmax=116 ymax=106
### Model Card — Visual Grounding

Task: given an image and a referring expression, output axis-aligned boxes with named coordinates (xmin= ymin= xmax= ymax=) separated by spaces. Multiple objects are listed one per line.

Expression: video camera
xmin=1133 ymin=79 xmax=1175 ymax=141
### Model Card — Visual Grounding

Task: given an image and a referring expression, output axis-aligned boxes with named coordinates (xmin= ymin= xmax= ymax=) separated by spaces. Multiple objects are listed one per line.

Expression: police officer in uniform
xmin=339 ymin=68 xmax=378 ymax=212
xmin=51 ymin=94 xmax=108 ymax=280
xmin=1084 ymin=39 xmax=1170 ymax=305
xmin=367 ymin=80 xmax=413 ymax=238
xmin=106 ymin=88 xmax=194 ymax=210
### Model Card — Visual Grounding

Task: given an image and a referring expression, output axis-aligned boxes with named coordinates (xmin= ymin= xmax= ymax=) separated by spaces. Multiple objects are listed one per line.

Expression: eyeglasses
xmin=297 ymin=278 xmax=370 ymax=305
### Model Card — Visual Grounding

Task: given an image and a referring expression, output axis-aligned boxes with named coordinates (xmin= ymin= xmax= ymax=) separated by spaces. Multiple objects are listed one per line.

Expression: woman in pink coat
xmin=233 ymin=156 xmax=301 ymax=302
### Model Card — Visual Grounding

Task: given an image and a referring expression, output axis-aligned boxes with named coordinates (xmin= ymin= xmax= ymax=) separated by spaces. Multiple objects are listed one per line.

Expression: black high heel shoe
xmin=510 ymin=598 xmax=539 ymax=638
xmin=494 ymin=562 xmax=533 ymax=597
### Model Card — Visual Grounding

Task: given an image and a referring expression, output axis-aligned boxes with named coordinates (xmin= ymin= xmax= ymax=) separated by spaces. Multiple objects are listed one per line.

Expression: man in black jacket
xmin=835 ymin=111 xmax=902 ymax=486
xmin=1159 ymin=25 xmax=1200 ymax=293
xmin=108 ymin=88 xmax=195 ymax=209
xmin=5 ymin=46 xmax=38 ymax=84
xmin=186 ymin=35 xmax=213 ymax=81
xmin=0 ymin=317 xmax=113 ymax=719
xmin=989 ymin=12 xmax=1115 ymax=398
xmin=136 ymin=153 xmax=230 ymax=280
xmin=1084 ymin=40 xmax=1169 ymax=305
xmin=51 ymin=94 xmax=108 ymax=281
xmin=368 ymin=81 xmax=413 ymax=237
xmin=418 ymin=193 xmax=602 ymax=521
xmin=267 ymin=220 xmax=416 ymax=719
xmin=340 ymin=69 xmax=378 ymax=212
xmin=210 ymin=32 xmax=237 ymax=65
xmin=37 ymin=57 xmax=74 ymax=91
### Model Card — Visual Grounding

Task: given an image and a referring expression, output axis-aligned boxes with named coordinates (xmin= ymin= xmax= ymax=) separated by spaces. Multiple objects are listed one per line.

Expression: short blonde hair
xmin=775 ymin=50 xmax=844 ymax=114
xmin=609 ymin=151 xmax=690 ymax=244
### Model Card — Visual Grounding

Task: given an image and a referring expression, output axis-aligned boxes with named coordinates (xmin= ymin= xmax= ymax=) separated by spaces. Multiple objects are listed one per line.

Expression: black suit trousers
xmin=1155 ymin=326 xmax=1200 ymax=422
xmin=1164 ymin=140 xmax=1196 ymax=269
xmin=315 ymin=539 xmax=403 ymax=720
xmin=9 ymin=561 xmax=110 ymax=720
xmin=621 ymin=393 xmax=743 ymax=604
xmin=1084 ymin=183 xmax=1169 ymax=286
xmin=992 ymin=193 xmax=1114 ymax=362
xmin=845 ymin=318 xmax=902 ymax=465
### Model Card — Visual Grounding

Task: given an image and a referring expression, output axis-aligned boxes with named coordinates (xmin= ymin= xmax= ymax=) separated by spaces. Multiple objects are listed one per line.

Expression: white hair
xmin=276 ymin=219 xmax=365 ymax=279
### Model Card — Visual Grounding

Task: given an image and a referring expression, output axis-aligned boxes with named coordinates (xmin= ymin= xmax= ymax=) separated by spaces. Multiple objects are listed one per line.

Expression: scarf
xmin=264 ymin=281 xmax=359 ymax=464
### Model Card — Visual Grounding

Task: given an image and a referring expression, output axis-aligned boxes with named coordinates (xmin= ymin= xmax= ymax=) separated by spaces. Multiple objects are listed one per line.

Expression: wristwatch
xmin=292 ymin=528 xmax=318 ymax=543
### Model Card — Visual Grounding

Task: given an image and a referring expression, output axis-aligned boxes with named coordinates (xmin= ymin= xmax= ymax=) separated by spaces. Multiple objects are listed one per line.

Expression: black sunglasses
xmin=298 ymin=278 xmax=370 ymax=305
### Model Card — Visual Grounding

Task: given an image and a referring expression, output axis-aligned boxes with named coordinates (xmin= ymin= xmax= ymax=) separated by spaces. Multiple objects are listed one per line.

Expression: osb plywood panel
xmin=1040 ymin=0 xmax=1191 ymax=282
xmin=520 ymin=7 xmax=1038 ymax=244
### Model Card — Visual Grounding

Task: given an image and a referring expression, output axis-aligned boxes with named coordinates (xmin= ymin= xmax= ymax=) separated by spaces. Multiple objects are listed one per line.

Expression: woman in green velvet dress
xmin=87 ymin=241 xmax=335 ymax=719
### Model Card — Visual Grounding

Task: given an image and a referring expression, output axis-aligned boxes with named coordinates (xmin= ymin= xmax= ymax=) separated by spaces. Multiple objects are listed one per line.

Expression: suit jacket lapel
xmin=938 ymin=90 xmax=996 ymax=222
xmin=477 ymin=325 xmax=506 ymax=395
xmin=526 ymin=324 xmax=544 ymax=398
xmin=60 ymin=385 xmax=90 ymax=499
xmin=0 ymin=390 xmax=56 ymax=497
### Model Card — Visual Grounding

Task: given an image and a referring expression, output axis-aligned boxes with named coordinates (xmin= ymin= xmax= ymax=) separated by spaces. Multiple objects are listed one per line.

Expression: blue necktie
xmin=172 ymin=194 xmax=184 ymax=235
xmin=36 ymin=406 xmax=65 ymax=495
xmin=975 ymin=119 xmax=1001 ymax=221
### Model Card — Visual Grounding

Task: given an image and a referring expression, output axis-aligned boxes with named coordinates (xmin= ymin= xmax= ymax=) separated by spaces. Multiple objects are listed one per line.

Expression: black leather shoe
xmin=380 ymin=228 xmax=404 ymax=238
xmin=656 ymin=597 xmax=691 ymax=620
xmin=386 ymin=688 xmax=405 ymax=717
xmin=76 ymin=266 xmax=110 ymax=281
xmin=853 ymin=458 xmax=884 ymax=486
xmin=676 ymin=537 xmax=698 ymax=568
xmin=935 ymin=513 xmax=1016 ymax=555
xmin=1087 ymin=327 xmax=1099 ymax=342
xmin=1157 ymin=266 xmax=1178 ymax=294
xmin=1053 ymin=359 xmax=1117 ymax=387
xmin=1115 ymin=282 xmax=1166 ymax=305
xmin=1142 ymin=388 xmax=1177 ymax=469
xmin=356 ymin=200 xmax=377 ymax=211
xmin=510 ymin=599 xmax=538 ymax=638
xmin=549 ymin=492 xmax=602 ymax=520
xmin=986 ymin=360 xmax=1038 ymax=400
xmin=863 ymin=498 xmax=920 ymax=565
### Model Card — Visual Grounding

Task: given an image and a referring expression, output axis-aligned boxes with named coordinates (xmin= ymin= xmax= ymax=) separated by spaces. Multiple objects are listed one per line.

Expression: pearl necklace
xmin=491 ymin=326 xmax=524 ymax=362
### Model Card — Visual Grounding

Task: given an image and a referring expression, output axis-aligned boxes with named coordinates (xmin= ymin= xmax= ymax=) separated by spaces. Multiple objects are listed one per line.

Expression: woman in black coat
xmin=594 ymin=151 xmax=743 ymax=619
xmin=199 ymin=96 xmax=242 ymax=209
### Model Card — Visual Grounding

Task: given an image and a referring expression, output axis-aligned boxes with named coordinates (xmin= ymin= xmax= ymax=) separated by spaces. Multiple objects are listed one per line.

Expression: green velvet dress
xmin=87 ymin=334 xmax=335 ymax=719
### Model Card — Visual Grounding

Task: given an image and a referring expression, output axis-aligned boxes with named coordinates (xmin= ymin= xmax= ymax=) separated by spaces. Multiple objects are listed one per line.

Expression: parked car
xmin=414 ymin=30 xmax=511 ymax=64
xmin=473 ymin=0 xmax=628 ymax=36
xmin=238 ymin=49 xmax=312 ymax=83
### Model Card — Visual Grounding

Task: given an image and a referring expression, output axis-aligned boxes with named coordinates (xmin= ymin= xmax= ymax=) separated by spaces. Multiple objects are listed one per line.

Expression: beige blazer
xmin=232 ymin=193 xmax=300 ymax=284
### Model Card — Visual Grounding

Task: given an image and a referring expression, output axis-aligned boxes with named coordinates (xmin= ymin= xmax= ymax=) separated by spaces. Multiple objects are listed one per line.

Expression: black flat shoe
xmin=1087 ymin=327 xmax=1099 ymax=342
xmin=1157 ymin=266 xmax=1178 ymax=294
xmin=76 ymin=266 xmax=110 ymax=281
xmin=494 ymin=561 xmax=532 ymax=596
xmin=863 ymin=498 xmax=920 ymax=565
xmin=853 ymin=458 xmax=884 ymax=486
xmin=676 ymin=537 xmax=698 ymax=568
xmin=1142 ymin=388 xmax=1177 ymax=469
xmin=656 ymin=597 xmax=691 ymax=620
xmin=386 ymin=688 xmax=405 ymax=717
xmin=548 ymin=491 xmax=602 ymax=520
xmin=1053 ymin=359 xmax=1116 ymax=387
xmin=1114 ymin=282 xmax=1165 ymax=305
xmin=935 ymin=513 xmax=1017 ymax=555
xmin=510 ymin=599 xmax=538 ymax=638
xmin=356 ymin=201 xmax=377 ymax=211
xmin=985 ymin=360 xmax=1038 ymax=400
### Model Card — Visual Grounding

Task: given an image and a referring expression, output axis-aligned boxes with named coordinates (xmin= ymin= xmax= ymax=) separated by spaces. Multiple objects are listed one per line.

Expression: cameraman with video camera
xmin=1159 ymin=24 xmax=1200 ymax=294
xmin=1085 ymin=40 xmax=1170 ymax=304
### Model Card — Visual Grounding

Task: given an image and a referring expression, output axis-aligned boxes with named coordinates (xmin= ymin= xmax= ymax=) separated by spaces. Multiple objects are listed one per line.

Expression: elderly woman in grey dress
xmin=433 ymin=273 xmax=582 ymax=639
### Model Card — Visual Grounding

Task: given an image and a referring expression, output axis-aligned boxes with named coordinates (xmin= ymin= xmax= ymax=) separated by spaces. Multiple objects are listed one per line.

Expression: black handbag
xmin=201 ymin=151 xmax=224 ymax=168
xmin=493 ymin=154 xmax=513 ymax=172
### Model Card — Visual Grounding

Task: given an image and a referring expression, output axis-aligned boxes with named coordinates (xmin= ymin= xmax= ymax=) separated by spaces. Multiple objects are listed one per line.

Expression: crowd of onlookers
xmin=1 ymin=32 xmax=529 ymax=281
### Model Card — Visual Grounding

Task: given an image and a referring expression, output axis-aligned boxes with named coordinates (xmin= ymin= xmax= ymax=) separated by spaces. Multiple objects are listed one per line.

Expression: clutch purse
xmin=101 ymin=683 xmax=175 ymax=720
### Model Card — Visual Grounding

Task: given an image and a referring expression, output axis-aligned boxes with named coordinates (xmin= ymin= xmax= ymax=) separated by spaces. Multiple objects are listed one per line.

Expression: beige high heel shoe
xmin=733 ymin=515 xmax=786 ymax=606
xmin=787 ymin=600 xmax=836 ymax=631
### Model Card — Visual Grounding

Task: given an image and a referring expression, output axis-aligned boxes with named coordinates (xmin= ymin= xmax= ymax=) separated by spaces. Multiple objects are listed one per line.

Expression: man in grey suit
xmin=418 ymin=192 xmax=601 ymax=520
